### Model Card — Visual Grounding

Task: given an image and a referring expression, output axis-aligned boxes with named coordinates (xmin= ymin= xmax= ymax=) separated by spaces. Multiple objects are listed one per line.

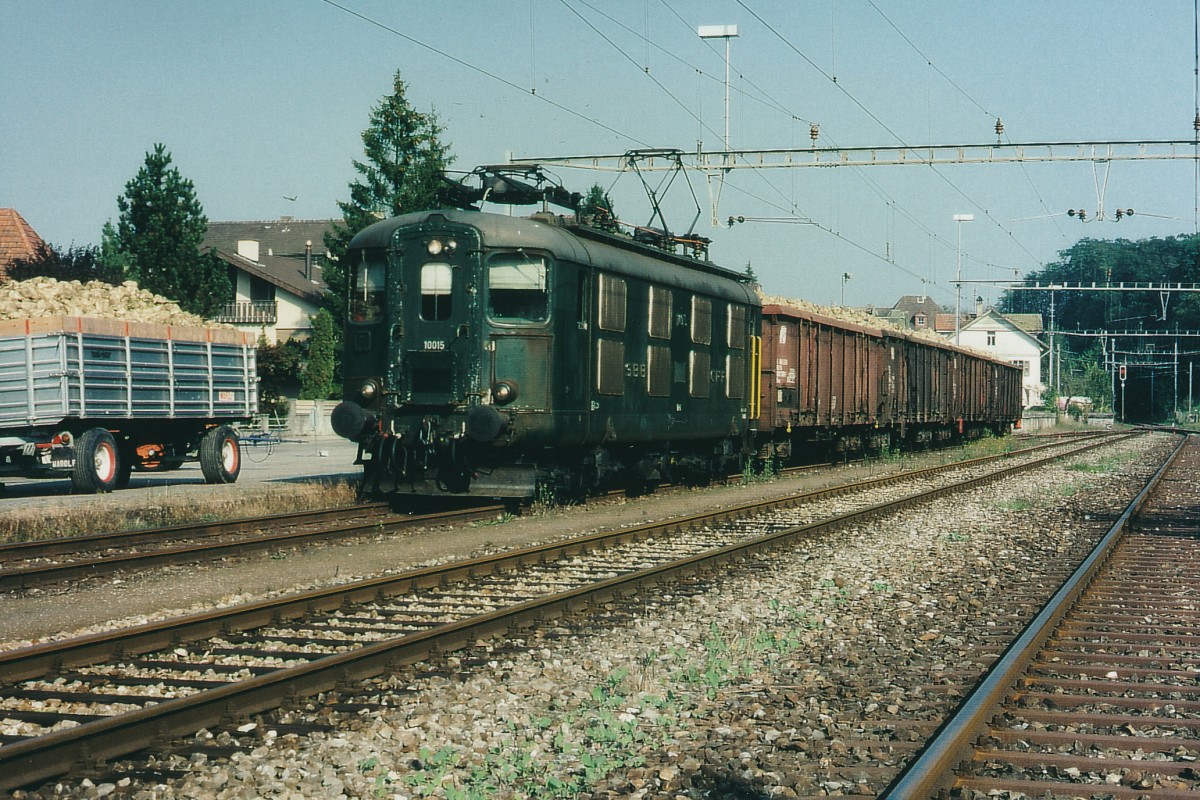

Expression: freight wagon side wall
xmin=760 ymin=305 xmax=884 ymax=434
xmin=0 ymin=317 xmax=257 ymax=430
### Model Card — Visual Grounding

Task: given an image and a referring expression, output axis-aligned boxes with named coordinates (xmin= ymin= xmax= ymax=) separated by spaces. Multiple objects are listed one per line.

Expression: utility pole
xmin=1174 ymin=338 xmax=1179 ymax=421
xmin=1046 ymin=288 xmax=1058 ymax=395
xmin=953 ymin=214 xmax=973 ymax=345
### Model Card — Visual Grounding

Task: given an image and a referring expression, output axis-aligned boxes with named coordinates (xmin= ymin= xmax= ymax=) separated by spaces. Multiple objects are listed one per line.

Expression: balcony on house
xmin=215 ymin=301 xmax=278 ymax=325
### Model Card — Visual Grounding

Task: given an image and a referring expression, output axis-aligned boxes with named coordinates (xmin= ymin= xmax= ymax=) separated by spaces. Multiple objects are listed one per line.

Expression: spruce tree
xmin=579 ymin=183 xmax=618 ymax=231
xmin=323 ymin=71 xmax=454 ymax=326
xmin=112 ymin=143 xmax=231 ymax=318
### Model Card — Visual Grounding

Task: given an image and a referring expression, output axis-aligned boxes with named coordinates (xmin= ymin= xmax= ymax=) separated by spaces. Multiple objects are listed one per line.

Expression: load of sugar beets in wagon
xmin=0 ymin=278 xmax=255 ymax=493
xmin=0 ymin=277 xmax=222 ymax=326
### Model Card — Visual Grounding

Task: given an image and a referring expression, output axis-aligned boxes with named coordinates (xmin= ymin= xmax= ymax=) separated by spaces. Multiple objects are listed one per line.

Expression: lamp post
xmin=952 ymin=214 xmax=974 ymax=345
xmin=841 ymin=272 xmax=852 ymax=306
xmin=698 ymin=25 xmax=739 ymax=153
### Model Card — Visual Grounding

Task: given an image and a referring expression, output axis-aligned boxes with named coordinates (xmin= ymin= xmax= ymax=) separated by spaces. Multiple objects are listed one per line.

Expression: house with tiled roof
xmin=0 ymin=208 xmax=45 ymax=280
xmin=954 ymin=308 xmax=1047 ymax=408
xmin=878 ymin=294 xmax=943 ymax=332
xmin=204 ymin=218 xmax=335 ymax=342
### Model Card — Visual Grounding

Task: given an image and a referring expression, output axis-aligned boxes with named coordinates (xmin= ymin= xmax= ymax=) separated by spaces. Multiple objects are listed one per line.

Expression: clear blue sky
xmin=3 ymin=1 xmax=1196 ymax=309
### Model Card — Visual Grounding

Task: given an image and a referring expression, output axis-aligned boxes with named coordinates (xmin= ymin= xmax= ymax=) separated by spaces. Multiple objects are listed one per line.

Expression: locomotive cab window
xmin=420 ymin=263 xmax=453 ymax=321
xmin=648 ymin=286 xmax=672 ymax=339
xmin=488 ymin=253 xmax=549 ymax=323
xmin=727 ymin=304 xmax=746 ymax=349
xmin=598 ymin=274 xmax=627 ymax=332
xmin=350 ymin=257 xmax=386 ymax=323
xmin=691 ymin=297 xmax=712 ymax=344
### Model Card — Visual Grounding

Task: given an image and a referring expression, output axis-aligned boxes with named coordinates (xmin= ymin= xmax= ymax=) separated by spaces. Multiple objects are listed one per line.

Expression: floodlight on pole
xmin=698 ymin=24 xmax=739 ymax=154
xmin=953 ymin=214 xmax=974 ymax=345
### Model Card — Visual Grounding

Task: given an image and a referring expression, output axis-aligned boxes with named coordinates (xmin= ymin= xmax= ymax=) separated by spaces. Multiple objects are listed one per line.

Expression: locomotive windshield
xmin=420 ymin=262 xmax=453 ymax=321
xmin=487 ymin=252 xmax=549 ymax=323
xmin=349 ymin=255 xmax=386 ymax=323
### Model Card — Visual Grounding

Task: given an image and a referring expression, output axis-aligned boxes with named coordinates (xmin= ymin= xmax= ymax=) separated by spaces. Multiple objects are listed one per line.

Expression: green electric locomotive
xmin=331 ymin=207 xmax=763 ymax=498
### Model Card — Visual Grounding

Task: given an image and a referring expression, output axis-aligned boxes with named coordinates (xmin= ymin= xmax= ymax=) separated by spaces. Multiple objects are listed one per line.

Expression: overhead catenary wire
xmin=322 ymin=0 xmax=1031 ymax=299
xmin=318 ymin=0 xmax=651 ymax=148
xmin=862 ymin=2 xmax=1066 ymax=244
xmin=735 ymin=0 xmax=1045 ymax=273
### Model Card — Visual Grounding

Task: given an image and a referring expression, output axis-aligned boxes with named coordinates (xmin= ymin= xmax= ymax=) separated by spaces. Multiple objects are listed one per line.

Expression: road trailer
xmin=0 ymin=316 xmax=257 ymax=492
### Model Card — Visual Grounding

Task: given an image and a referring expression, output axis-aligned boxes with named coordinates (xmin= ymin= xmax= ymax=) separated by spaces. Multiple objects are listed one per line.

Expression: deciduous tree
xmin=6 ymin=241 xmax=123 ymax=284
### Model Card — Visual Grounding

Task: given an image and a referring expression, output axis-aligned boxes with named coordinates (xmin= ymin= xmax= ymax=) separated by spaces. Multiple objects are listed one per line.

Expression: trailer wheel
xmin=72 ymin=428 xmax=120 ymax=493
xmin=200 ymin=425 xmax=241 ymax=484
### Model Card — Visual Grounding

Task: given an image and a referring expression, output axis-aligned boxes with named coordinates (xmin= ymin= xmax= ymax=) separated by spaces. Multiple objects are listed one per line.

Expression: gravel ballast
xmin=8 ymin=433 xmax=1165 ymax=799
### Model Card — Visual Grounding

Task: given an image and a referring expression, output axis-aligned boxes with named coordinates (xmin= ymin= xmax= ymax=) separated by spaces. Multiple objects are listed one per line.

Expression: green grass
xmin=0 ymin=479 xmax=360 ymax=543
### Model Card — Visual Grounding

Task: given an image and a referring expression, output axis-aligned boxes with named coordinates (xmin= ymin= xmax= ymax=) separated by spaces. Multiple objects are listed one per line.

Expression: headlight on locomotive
xmin=426 ymin=238 xmax=458 ymax=256
xmin=491 ymin=379 xmax=519 ymax=405
xmin=357 ymin=379 xmax=379 ymax=402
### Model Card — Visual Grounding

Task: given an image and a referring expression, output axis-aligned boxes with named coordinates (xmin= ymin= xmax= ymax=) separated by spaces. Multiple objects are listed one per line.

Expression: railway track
xmin=0 ymin=430 xmax=1136 ymax=792
xmin=882 ymin=431 xmax=1200 ymax=800
xmin=0 ymin=433 xmax=1112 ymax=593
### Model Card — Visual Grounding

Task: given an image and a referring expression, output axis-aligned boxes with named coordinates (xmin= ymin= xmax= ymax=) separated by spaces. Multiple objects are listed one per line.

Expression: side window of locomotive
xmin=598 ymin=274 xmax=627 ymax=332
xmin=727 ymin=304 xmax=746 ymax=349
xmin=648 ymin=286 xmax=672 ymax=339
xmin=350 ymin=258 xmax=386 ymax=323
xmin=691 ymin=297 xmax=712 ymax=344
xmin=488 ymin=253 xmax=549 ymax=323
xmin=420 ymin=263 xmax=453 ymax=321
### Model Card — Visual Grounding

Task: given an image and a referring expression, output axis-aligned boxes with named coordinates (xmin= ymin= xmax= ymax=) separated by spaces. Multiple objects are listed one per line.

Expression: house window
xmin=914 ymin=313 xmax=927 ymax=328
xmin=1012 ymin=359 xmax=1029 ymax=375
xmin=987 ymin=330 xmax=996 ymax=346
xmin=249 ymin=275 xmax=275 ymax=303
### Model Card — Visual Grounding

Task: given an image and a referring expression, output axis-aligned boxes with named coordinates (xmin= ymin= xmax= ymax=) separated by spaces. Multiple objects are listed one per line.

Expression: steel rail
xmin=0 ymin=431 xmax=1137 ymax=791
xmin=876 ymin=433 xmax=1187 ymax=800
xmin=0 ymin=434 xmax=1104 ymax=592
xmin=0 ymin=432 xmax=1129 ymax=682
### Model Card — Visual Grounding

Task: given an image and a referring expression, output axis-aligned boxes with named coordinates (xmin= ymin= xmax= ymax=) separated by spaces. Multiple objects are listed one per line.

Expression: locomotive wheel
xmin=71 ymin=428 xmax=121 ymax=494
xmin=199 ymin=425 xmax=241 ymax=484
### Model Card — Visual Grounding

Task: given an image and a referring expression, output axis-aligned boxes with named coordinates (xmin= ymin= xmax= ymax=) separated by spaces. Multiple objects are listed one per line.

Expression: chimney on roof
xmin=975 ymin=296 xmax=984 ymax=317
xmin=305 ymin=240 xmax=313 ymax=281
xmin=237 ymin=240 xmax=260 ymax=263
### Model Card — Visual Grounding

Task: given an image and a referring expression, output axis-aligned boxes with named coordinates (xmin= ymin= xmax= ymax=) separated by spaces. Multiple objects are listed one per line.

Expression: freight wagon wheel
xmin=71 ymin=428 xmax=120 ymax=494
xmin=199 ymin=425 xmax=241 ymax=484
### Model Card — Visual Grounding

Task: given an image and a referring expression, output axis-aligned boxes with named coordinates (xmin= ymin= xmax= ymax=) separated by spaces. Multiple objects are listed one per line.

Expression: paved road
xmin=0 ymin=436 xmax=362 ymax=512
